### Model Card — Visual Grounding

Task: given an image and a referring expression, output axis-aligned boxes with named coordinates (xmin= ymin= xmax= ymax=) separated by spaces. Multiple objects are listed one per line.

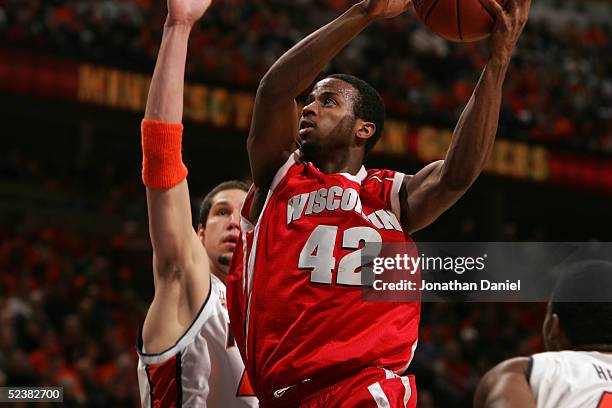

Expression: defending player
xmin=135 ymin=0 xmax=256 ymax=406
xmin=227 ymin=0 xmax=531 ymax=406
xmin=474 ymin=260 xmax=612 ymax=408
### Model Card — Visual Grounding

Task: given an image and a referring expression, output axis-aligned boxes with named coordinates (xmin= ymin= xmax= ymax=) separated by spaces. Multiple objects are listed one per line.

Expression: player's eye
xmin=217 ymin=208 xmax=229 ymax=216
xmin=324 ymin=97 xmax=336 ymax=106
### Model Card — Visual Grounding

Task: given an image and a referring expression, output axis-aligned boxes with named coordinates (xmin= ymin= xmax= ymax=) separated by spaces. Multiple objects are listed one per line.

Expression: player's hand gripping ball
xmin=414 ymin=0 xmax=504 ymax=42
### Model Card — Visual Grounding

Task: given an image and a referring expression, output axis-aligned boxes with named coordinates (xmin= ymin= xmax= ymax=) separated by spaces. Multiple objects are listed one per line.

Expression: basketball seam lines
xmin=456 ymin=0 xmax=463 ymax=41
xmin=477 ymin=0 xmax=496 ymax=22
xmin=424 ymin=0 xmax=442 ymax=24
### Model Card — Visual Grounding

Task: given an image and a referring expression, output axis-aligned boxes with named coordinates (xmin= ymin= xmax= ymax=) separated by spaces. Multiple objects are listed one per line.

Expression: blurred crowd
xmin=1 ymin=0 xmax=611 ymax=152
xmin=0 ymin=220 xmax=147 ymax=406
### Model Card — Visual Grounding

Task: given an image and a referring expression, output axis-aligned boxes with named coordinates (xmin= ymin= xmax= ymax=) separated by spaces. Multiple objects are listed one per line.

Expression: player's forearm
xmin=257 ymin=3 xmax=374 ymax=101
xmin=439 ymin=60 xmax=509 ymax=190
xmin=143 ymin=23 xmax=195 ymax=267
xmin=144 ymin=24 xmax=192 ymax=122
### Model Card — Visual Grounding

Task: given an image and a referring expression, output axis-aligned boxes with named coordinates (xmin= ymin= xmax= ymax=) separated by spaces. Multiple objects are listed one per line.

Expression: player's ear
xmin=355 ymin=118 xmax=376 ymax=143
xmin=547 ymin=313 xmax=564 ymax=351
xmin=197 ymin=223 xmax=205 ymax=240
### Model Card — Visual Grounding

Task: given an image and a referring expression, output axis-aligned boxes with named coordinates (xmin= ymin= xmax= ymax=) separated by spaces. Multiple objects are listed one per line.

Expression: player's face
xmin=198 ymin=188 xmax=247 ymax=282
xmin=299 ymin=78 xmax=359 ymax=158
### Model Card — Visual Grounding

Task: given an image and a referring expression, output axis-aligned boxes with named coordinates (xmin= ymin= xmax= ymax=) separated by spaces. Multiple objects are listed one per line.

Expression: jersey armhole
xmin=241 ymin=151 xmax=298 ymax=233
xmin=526 ymin=355 xmax=534 ymax=383
xmin=136 ymin=276 xmax=215 ymax=364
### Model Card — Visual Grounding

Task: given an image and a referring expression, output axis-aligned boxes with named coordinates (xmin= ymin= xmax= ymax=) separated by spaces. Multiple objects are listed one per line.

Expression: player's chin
xmin=218 ymin=252 xmax=234 ymax=267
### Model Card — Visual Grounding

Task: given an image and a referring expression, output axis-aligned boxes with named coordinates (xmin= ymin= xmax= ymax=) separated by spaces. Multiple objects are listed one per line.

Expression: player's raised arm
xmin=474 ymin=357 xmax=536 ymax=408
xmin=247 ymin=0 xmax=412 ymax=191
xmin=399 ymin=0 xmax=531 ymax=234
xmin=141 ymin=0 xmax=213 ymax=353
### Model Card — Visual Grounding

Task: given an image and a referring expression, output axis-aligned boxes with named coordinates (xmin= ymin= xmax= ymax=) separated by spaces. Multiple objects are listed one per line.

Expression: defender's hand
xmin=483 ymin=0 xmax=531 ymax=65
xmin=166 ymin=0 xmax=213 ymax=28
xmin=361 ymin=0 xmax=412 ymax=19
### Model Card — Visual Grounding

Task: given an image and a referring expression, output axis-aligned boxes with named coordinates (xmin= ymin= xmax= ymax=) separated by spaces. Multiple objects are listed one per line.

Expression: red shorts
xmin=259 ymin=367 xmax=417 ymax=408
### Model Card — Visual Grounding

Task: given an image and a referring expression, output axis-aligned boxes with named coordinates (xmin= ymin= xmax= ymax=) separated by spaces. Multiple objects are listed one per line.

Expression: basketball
xmin=413 ymin=0 xmax=504 ymax=42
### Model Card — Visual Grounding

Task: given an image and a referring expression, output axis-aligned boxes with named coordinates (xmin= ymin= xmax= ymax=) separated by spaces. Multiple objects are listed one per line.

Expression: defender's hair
xmin=198 ymin=180 xmax=249 ymax=226
xmin=551 ymin=260 xmax=612 ymax=348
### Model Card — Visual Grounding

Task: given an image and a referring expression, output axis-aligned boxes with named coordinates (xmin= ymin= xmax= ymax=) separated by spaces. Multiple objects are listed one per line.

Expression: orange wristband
xmin=141 ymin=119 xmax=188 ymax=189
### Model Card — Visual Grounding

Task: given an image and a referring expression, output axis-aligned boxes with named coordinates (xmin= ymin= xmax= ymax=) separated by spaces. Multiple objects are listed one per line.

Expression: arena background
xmin=1 ymin=0 xmax=611 ymax=406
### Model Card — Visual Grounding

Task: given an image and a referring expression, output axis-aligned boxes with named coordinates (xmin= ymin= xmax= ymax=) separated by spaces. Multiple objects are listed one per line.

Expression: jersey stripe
xmin=368 ymin=382 xmax=391 ymax=408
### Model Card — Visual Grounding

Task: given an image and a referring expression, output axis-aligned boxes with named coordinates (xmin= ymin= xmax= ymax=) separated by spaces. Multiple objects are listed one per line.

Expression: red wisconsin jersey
xmin=227 ymin=153 xmax=420 ymax=399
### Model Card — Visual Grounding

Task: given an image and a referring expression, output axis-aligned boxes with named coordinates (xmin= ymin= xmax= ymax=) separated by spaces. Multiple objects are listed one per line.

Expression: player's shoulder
xmin=364 ymin=168 xmax=398 ymax=182
xmin=487 ymin=356 xmax=532 ymax=378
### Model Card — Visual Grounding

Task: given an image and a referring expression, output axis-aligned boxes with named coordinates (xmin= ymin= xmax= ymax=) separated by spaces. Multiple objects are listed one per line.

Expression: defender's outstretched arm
xmin=141 ymin=0 xmax=213 ymax=353
xmin=400 ymin=0 xmax=531 ymax=234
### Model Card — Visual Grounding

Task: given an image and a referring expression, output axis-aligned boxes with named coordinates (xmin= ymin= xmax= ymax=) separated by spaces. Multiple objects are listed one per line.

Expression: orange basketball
xmin=413 ymin=0 xmax=503 ymax=42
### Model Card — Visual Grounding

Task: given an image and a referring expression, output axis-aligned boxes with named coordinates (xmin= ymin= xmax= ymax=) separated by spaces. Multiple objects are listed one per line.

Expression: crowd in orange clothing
xmin=1 ymin=0 xmax=611 ymax=151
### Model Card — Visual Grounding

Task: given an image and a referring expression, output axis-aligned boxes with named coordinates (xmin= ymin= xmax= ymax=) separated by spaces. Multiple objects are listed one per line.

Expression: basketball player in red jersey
xmin=135 ymin=0 xmax=256 ymax=406
xmin=227 ymin=0 xmax=531 ymax=406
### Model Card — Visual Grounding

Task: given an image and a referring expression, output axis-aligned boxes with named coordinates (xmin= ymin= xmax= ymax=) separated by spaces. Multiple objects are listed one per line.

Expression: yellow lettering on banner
xmin=78 ymin=65 xmax=106 ymax=105
xmin=106 ymin=69 xmax=120 ymax=108
xmin=234 ymin=93 xmax=254 ymax=130
xmin=493 ymin=140 xmax=512 ymax=177
xmin=531 ymin=147 xmax=549 ymax=182
xmin=416 ymin=126 xmax=451 ymax=162
xmin=184 ymin=84 xmax=209 ymax=122
xmin=122 ymin=73 xmax=148 ymax=112
xmin=70 ymin=63 xmax=551 ymax=182
xmin=417 ymin=126 xmax=441 ymax=162
xmin=487 ymin=139 xmax=549 ymax=182
xmin=379 ymin=120 xmax=407 ymax=156
xmin=210 ymin=88 xmax=230 ymax=127
xmin=511 ymin=142 xmax=529 ymax=179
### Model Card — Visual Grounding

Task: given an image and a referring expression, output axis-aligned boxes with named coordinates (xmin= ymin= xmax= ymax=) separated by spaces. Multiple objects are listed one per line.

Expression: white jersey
xmin=530 ymin=351 xmax=612 ymax=408
xmin=136 ymin=275 xmax=257 ymax=407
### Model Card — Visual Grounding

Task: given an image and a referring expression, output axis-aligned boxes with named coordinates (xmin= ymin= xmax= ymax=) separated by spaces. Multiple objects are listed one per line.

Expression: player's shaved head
xmin=548 ymin=260 xmax=612 ymax=350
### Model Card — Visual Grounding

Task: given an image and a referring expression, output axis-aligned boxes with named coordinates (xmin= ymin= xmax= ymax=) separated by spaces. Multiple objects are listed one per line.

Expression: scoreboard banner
xmin=1 ymin=47 xmax=611 ymax=194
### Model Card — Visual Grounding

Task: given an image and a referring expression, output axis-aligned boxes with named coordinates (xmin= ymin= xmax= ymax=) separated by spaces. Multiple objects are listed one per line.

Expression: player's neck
xmin=211 ymin=267 xmax=227 ymax=284
xmin=306 ymin=146 xmax=364 ymax=175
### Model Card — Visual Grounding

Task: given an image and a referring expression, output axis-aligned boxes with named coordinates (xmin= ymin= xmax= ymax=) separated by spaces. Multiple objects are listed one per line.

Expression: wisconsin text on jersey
xmin=287 ymin=186 xmax=403 ymax=232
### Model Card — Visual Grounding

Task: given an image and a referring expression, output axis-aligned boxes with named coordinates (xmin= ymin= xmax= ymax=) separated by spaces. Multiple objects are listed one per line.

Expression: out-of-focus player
xmin=474 ymin=260 xmax=612 ymax=408
xmin=134 ymin=0 xmax=256 ymax=406
xmin=227 ymin=0 xmax=531 ymax=406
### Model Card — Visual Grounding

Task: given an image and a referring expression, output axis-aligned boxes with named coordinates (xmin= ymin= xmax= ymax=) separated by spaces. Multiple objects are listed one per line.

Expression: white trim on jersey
xmin=339 ymin=166 xmax=368 ymax=184
xmin=368 ymin=382 xmax=391 ymax=408
xmin=244 ymin=152 xmax=298 ymax=354
xmin=401 ymin=376 xmax=412 ymax=406
xmin=136 ymin=277 xmax=214 ymax=365
xmin=390 ymin=171 xmax=405 ymax=222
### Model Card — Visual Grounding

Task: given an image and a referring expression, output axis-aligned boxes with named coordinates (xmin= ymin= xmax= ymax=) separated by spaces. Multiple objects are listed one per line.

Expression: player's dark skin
xmin=246 ymin=0 xmax=531 ymax=234
xmin=474 ymin=301 xmax=612 ymax=408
